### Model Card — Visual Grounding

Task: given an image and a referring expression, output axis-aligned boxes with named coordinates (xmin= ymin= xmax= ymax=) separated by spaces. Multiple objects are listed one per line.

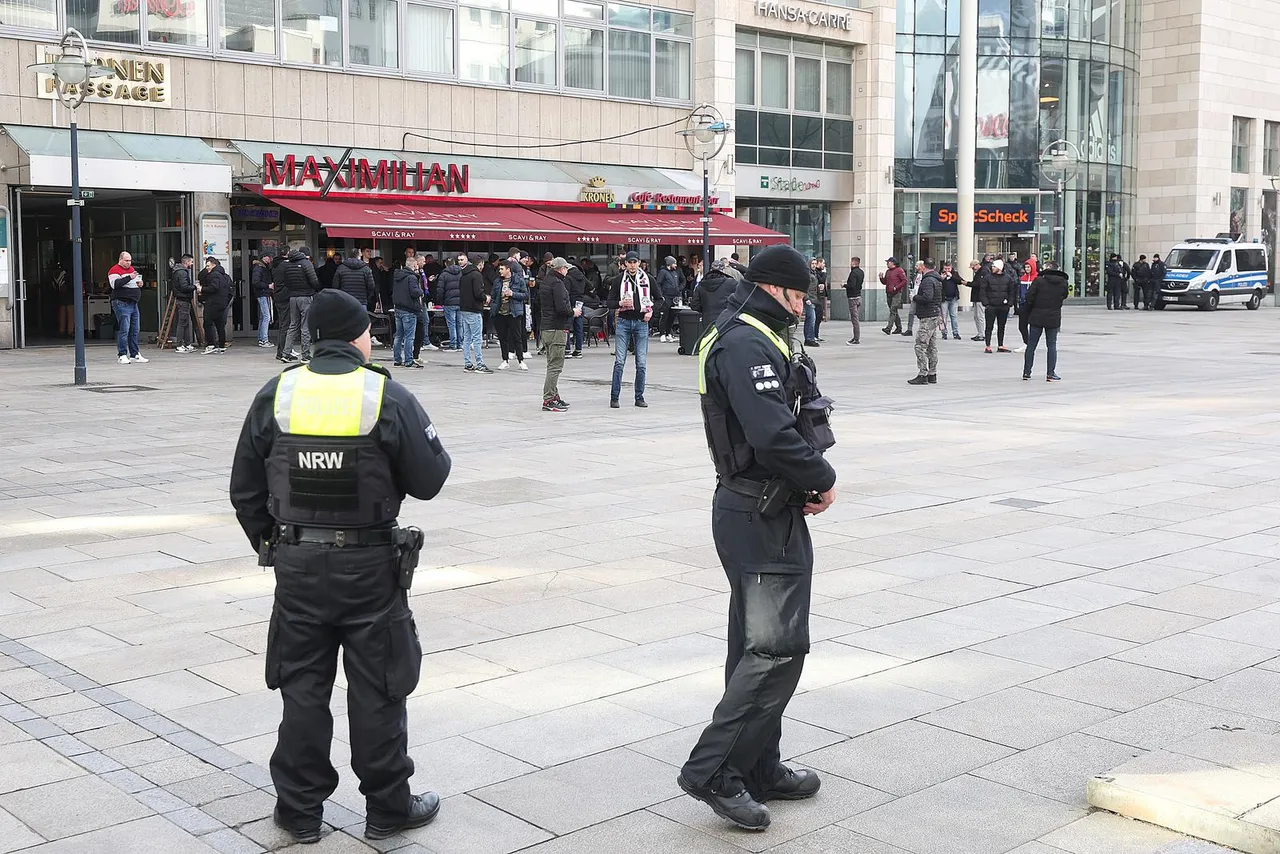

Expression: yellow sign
xmin=35 ymin=48 xmax=172 ymax=109
xmin=579 ymin=176 xmax=616 ymax=204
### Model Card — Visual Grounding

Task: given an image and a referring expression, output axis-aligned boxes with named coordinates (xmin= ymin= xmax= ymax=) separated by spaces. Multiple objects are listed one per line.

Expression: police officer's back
xmin=679 ymin=245 xmax=837 ymax=832
xmin=229 ymin=289 xmax=451 ymax=844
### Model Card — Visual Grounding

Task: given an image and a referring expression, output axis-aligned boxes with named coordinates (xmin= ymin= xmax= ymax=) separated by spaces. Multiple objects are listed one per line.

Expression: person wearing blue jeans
xmin=443 ymin=306 xmax=461 ymax=351
xmin=612 ymin=318 xmax=649 ymax=406
xmin=393 ymin=309 xmax=417 ymax=366
xmin=462 ymin=312 xmax=485 ymax=369
xmin=803 ymin=299 xmax=816 ymax=345
xmin=606 ymin=252 xmax=654 ymax=407
xmin=257 ymin=295 xmax=271 ymax=345
xmin=112 ymin=298 xmax=141 ymax=360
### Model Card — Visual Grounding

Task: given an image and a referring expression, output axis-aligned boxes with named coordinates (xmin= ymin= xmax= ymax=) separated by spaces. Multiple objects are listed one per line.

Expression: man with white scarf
xmin=606 ymin=251 xmax=654 ymax=409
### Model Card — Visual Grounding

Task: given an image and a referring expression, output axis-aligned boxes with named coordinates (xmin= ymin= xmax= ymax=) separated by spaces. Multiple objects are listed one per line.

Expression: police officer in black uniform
xmin=678 ymin=245 xmax=838 ymax=832
xmin=229 ymin=289 xmax=451 ymax=844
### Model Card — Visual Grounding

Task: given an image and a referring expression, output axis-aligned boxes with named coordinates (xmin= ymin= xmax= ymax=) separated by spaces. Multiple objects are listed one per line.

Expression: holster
xmin=257 ymin=537 xmax=276 ymax=568
xmin=393 ymin=527 xmax=424 ymax=590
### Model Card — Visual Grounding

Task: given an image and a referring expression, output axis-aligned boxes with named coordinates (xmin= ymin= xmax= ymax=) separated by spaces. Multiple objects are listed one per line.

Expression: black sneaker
xmin=569 ymin=351 xmax=584 ymax=359
xmin=676 ymin=775 xmax=769 ymax=831
xmin=554 ymin=396 xmax=570 ymax=408
xmin=610 ymin=399 xmax=620 ymax=409
xmin=273 ymin=807 xmax=322 ymax=845
xmin=475 ymin=364 xmax=494 ymax=374
xmin=927 ymin=374 xmax=937 ymax=384
xmin=365 ymin=793 xmax=440 ymax=840
xmin=543 ymin=398 xmax=568 ymax=412
xmin=804 ymin=340 xmax=821 ymax=348
xmin=393 ymin=362 xmax=404 ymax=367
xmin=635 ymin=398 xmax=648 ymax=408
xmin=463 ymin=365 xmax=475 ymax=372
xmin=907 ymin=375 xmax=929 ymax=385
xmin=971 ymin=335 xmax=983 ymax=341
xmin=846 ymin=338 xmax=859 ymax=345
xmin=754 ymin=767 xmax=822 ymax=803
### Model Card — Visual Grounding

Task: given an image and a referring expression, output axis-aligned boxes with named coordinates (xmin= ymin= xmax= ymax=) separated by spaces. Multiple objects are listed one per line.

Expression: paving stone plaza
xmin=1 ymin=306 xmax=1277 ymax=854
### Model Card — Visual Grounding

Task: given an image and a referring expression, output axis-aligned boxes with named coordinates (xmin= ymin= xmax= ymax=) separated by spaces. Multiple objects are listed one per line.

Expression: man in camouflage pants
xmin=908 ymin=258 xmax=944 ymax=386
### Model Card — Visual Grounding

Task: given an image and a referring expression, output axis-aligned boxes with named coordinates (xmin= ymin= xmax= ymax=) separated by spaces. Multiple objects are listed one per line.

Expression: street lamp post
xmin=1038 ymin=139 xmax=1080 ymax=272
xmin=679 ymin=106 xmax=730 ymax=273
xmin=29 ymin=30 xmax=112 ymax=386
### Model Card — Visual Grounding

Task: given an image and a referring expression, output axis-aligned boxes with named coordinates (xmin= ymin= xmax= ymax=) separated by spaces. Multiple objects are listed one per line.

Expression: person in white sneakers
xmin=169 ymin=254 xmax=197 ymax=352
xmin=491 ymin=260 xmax=529 ymax=371
xmin=108 ymin=251 xmax=148 ymax=363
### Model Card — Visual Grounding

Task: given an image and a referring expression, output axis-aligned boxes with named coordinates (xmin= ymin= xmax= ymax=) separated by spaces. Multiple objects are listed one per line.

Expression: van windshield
xmin=1165 ymin=249 xmax=1219 ymax=271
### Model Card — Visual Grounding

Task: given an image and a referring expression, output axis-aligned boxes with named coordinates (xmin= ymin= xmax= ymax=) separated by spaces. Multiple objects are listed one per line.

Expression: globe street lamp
xmin=29 ymin=29 xmax=112 ymax=386
xmin=1038 ymin=139 xmax=1080 ymax=272
xmin=679 ymin=106 xmax=730 ymax=274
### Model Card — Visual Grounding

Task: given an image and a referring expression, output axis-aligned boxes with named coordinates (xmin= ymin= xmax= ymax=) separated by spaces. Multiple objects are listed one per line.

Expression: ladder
xmin=156 ymin=292 xmax=177 ymax=350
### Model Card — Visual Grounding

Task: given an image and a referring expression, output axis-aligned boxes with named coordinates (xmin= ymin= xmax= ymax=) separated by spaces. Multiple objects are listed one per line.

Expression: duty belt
xmin=276 ymin=525 xmax=399 ymax=548
xmin=718 ymin=475 xmax=809 ymax=508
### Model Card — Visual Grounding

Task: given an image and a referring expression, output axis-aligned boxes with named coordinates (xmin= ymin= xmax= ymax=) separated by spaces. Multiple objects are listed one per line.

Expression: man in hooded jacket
xmin=690 ymin=259 xmax=737 ymax=334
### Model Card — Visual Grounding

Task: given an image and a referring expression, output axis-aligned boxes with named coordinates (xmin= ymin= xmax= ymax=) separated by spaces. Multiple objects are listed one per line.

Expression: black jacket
xmin=565 ymin=265 xmax=587 ymax=307
xmin=170 ymin=265 xmax=196 ymax=302
xmin=982 ymin=270 xmax=1017 ymax=309
xmin=439 ymin=265 xmax=462 ymax=307
xmin=1105 ymin=259 xmax=1129 ymax=286
xmin=250 ymin=262 xmax=272 ymax=298
xmin=1130 ymin=261 xmax=1150 ymax=285
xmin=459 ymin=264 xmax=487 ymax=313
xmin=940 ymin=270 xmax=962 ymax=300
xmin=912 ymin=271 xmax=944 ymax=319
xmin=655 ymin=266 xmax=682 ymax=301
xmin=392 ymin=267 xmax=423 ymax=311
xmin=966 ymin=266 xmax=987 ymax=304
xmin=334 ymin=258 xmax=375 ymax=307
xmin=199 ymin=263 xmax=232 ymax=308
xmin=1023 ymin=270 xmax=1070 ymax=329
xmin=271 ymin=255 xmax=290 ymax=304
xmin=1150 ymin=260 xmax=1166 ymax=283
xmin=703 ymin=282 xmax=837 ymax=494
xmin=539 ymin=270 xmax=572 ymax=329
xmin=228 ymin=341 xmax=451 ymax=551
xmin=690 ymin=269 xmax=735 ymax=332
xmin=279 ymin=252 xmax=319 ymax=298
xmin=317 ymin=258 xmax=339 ymax=290
xmin=845 ymin=266 xmax=864 ymax=299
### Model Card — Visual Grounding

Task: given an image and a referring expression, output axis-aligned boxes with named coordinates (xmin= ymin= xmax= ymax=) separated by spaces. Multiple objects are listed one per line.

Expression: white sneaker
xmin=1014 ymin=346 xmax=1026 ymax=353
xmin=117 ymin=355 xmax=130 ymax=365
xmin=130 ymin=354 xmax=149 ymax=364
xmin=203 ymin=345 xmax=217 ymax=354
xmin=370 ymin=336 xmax=383 ymax=347
xmin=518 ymin=361 xmax=529 ymax=371
xmin=257 ymin=341 xmax=271 ymax=348
xmin=498 ymin=360 xmax=509 ymax=370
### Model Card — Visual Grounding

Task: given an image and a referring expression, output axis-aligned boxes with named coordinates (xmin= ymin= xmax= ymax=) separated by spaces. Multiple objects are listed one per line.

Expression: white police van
xmin=1155 ymin=237 xmax=1269 ymax=311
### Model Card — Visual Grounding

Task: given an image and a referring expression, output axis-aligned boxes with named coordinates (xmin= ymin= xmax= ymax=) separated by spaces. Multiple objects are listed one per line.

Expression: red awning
xmin=265 ymin=195 xmax=582 ymax=242
xmin=539 ymin=210 xmax=790 ymax=245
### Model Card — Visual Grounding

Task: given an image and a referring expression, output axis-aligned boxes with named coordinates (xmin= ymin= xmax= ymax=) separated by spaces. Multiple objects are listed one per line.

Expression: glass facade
xmin=895 ymin=0 xmax=1139 ymax=297
xmin=6 ymin=0 xmax=692 ymax=106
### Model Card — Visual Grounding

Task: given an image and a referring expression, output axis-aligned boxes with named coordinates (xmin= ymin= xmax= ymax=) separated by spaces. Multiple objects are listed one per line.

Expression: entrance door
xmin=234 ymin=235 xmax=281 ymax=338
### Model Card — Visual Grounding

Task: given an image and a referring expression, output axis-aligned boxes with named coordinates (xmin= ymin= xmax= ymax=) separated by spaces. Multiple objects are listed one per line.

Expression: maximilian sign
xmin=263 ymin=154 xmax=470 ymax=196
xmin=35 ymin=48 xmax=171 ymax=108
xmin=754 ymin=1 xmax=855 ymax=31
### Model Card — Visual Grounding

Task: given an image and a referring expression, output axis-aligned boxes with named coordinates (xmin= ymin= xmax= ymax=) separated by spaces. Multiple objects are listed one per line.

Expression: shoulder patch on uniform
xmin=424 ymin=422 xmax=443 ymax=453
xmin=750 ymin=372 xmax=783 ymax=393
xmin=749 ymin=364 xmax=777 ymax=380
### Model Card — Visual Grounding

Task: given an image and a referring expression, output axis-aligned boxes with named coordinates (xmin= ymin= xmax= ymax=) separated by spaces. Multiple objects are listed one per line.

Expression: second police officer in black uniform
xmin=679 ymin=244 xmax=838 ymax=832
xmin=229 ymin=289 xmax=451 ymax=845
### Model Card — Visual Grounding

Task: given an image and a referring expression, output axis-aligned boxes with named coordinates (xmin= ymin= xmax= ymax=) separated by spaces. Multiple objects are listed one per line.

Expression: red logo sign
xmin=627 ymin=191 xmax=720 ymax=206
xmin=263 ymin=154 xmax=470 ymax=196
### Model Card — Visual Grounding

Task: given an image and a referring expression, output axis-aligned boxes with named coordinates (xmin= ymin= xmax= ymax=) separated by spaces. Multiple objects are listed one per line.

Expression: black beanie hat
xmin=307 ymin=289 xmax=370 ymax=343
xmin=745 ymin=245 xmax=811 ymax=293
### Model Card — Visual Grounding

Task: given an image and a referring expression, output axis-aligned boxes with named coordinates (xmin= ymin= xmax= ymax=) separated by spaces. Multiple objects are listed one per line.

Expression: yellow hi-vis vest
xmin=266 ymin=366 xmax=399 ymax=527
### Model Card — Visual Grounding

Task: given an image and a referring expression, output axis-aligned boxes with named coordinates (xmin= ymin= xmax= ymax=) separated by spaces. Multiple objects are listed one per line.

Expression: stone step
xmin=1087 ymin=728 xmax=1280 ymax=854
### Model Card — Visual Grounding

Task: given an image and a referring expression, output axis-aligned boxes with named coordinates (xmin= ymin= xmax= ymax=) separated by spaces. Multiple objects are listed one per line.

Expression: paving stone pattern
xmin=0 ymin=307 xmax=1277 ymax=852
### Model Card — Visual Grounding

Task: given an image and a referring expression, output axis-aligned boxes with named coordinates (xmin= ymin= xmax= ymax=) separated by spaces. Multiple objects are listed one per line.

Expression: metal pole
xmin=69 ymin=111 xmax=87 ymax=386
xmin=956 ymin=0 xmax=977 ymax=271
xmin=1057 ymin=178 xmax=1065 ymax=268
xmin=702 ymin=159 xmax=711 ymax=270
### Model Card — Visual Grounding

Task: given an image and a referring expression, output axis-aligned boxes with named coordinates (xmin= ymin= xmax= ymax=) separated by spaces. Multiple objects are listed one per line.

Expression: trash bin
xmin=93 ymin=313 xmax=115 ymax=340
xmin=676 ymin=307 xmax=702 ymax=356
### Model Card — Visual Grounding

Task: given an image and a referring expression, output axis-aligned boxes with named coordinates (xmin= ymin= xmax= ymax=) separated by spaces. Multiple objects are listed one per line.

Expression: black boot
xmin=927 ymin=374 xmax=937 ymax=384
xmin=273 ymin=808 xmax=322 ymax=845
xmin=907 ymin=374 xmax=930 ymax=385
xmin=754 ymin=767 xmax=822 ymax=803
xmin=677 ymin=775 xmax=770 ymax=831
xmin=364 ymin=793 xmax=441 ymax=840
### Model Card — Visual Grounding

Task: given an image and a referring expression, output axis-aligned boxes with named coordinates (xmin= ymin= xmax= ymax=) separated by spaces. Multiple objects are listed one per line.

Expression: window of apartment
xmin=760 ymin=53 xmax=789 ymax=109
xmin=149 ymin=0 xmax=209 ymax=46
xmin=736 ymin=48 xmax=755 ymax=105
xmin=350 ymin=0 xmax=399 ymax=67
xmin=1232 ymin=116 xmax=1252 ymax=174
xmin=655 ymin=38 xmax=690 ymax=100
xmin=0 ymin=0 xmax=56 ymax=29
xmin=826 ymin=61 xmax=852 ymax=115
xmin=608 ymin=27 xmax=650 ymax=99
xmin=282 ymin=0 xmax=342 ymax=66
xmin=1265 ymin=121 xmax=1280 ymax=176
xmin=406 ymin=4 xmax=454 ymax=75
xmin=459 ymin=6 xmax=509 ymax=84
xmin=515 ymin=18 xmax=557 ymax=85
xmin=565 ymin=25 xmax=604 ymax=90
xmin=65 ymin=0 xmax=139 ymax=43
xmin=222 ymin=0 xmax=277 ymax=54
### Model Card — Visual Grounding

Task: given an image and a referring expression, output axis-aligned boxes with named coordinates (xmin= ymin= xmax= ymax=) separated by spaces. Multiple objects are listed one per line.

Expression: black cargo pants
xmin=266 ymin=543 xmax=422 ymax=828
xmin=682 ymin=486 xmax=813 ymax=798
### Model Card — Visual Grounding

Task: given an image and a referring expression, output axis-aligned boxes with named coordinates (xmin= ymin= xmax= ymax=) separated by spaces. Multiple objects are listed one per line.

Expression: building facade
xmin=0 ymin=0 xmax=893 ymax=348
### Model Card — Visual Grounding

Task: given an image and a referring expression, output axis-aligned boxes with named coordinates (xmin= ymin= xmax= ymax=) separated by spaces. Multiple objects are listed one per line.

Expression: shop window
xmin=760 ymin=53 xmax=789 ymax=109
xmin=759 ymin=148 xmax=790 ymax=167
xmin=608 ymin=28 xmax=650 ymax=99
xmin=1230 ymin=187 xmax=1248 ymax=236
xmin=460 ymin=7 xmax=509 ymax=83
xmin=148 ymin=0 xmax=208 ymax=46
xmin=793 ymin=151 xmax=823 ymax=169
xmin=66 ymin=0 xmax=139 ymax=44
xmin=655 ymin=38 xmax=690 ymax=101
xmin=565 ymin=25 xmax=604 ymax=90
xmin=792 ymin=116 xmax=823 ymax=151
xmin=736 ymin=110 xmax=758 ymax=145
xmin=736 ymin=146 xmax=757 ymax=165
xmin=794 ymin=57 xmax=821 ymax=113
xmin=825 ymin=153 xmax=853 ymax=171
xmin=282 ymin=0 xmax=342 ymax=66
xmin=1232 ymin=117 xmax=1252 ymax=174
xmin=758 ymin=112 xmax=790 ymax=149
xmin=222 ymin=0 xmax=276 ymax=54
xmin=515 ymin=19 xmax=557 ymax=86
xmin=350 ymin=0 xmax=398 ymax=68
xmin=826 ymin=62 xmax=852 ymax=115
xmin=825 ymin=119 xmax=853 ymax=154
xmin=406 ymin=4 xmax=454 ymax=75
xmin=1265 ymin=122 xmax=1280 ymax=176
xmin=1 ymin=0 xmax=56 ymax=29
xmin=736 ymin=49 xmax=755 ymax=106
